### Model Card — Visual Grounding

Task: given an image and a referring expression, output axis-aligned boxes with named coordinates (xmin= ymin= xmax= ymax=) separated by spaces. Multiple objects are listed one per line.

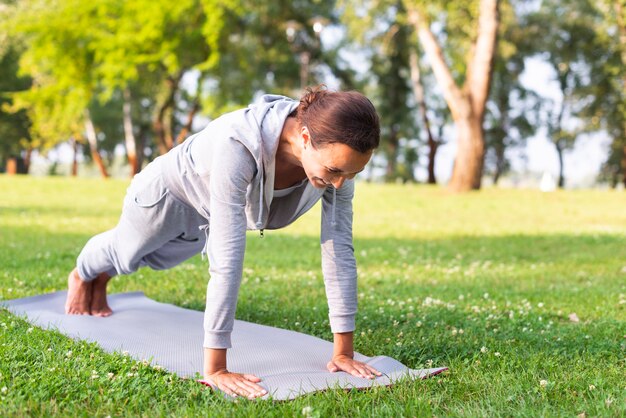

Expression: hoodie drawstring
xmin=331 ymin=186 xmax=337 ymax=227
xmin=199 ymin=224 xmax=210 ymax=260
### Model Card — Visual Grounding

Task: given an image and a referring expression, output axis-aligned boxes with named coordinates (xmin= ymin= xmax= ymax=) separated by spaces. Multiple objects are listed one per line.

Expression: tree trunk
xmin=385 ymin=127 xmax=400 ymax=181
xmin=175 ymin=75 xmax=204 ymax=145
xmin=408 ymin=47 xmax=439 ymax=184
xmin=493 ymin=143 xmax=505 ymax=185
xmin=23 ymin=148 xmax=32 ymax=174
xmin=405 ymin=0 xmax=499 ymax=192
xmin=154 ymin=74 xmax=181 ymax=155
xmin=6 ymin=158 xmax=17 ymax=175
xmin=71 ymin=137 xmax=78 ymax=177
xmin=555 ymin=140 xmax=565 ymax=188
xmin=449 ymin=110 xmax=486 ymax=190
xmin=622 ymin=142 xmax=626 ymax=187
xmin=614 ymin=2 xmax=626 ymax=186
xmin=123 ymin=88 xmax=140 ymax=177
xmin=175 ymin=101 xmax=200 ymax=145
xmin=84 ymin=110 xmax=109 ymax=178
xmin=6 ymin=155 xmax=28 ymax=174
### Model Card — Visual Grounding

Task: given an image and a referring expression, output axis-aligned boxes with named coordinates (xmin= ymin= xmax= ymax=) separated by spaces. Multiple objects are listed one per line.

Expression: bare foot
xmin=65 ymin=268 xmax=92 ymax=315
xmin=90 ymin=273 xmax=112 ymax=317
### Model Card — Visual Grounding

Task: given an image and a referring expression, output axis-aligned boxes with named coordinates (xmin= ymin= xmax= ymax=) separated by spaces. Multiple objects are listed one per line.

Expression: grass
xmin=1 ymin=174 xmax=625 ymax=417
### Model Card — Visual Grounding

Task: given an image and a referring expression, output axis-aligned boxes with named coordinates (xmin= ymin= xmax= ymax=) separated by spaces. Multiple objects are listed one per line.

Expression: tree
xmin=339 ymin=0 xmax=420 ymax=182
xmin=371 ymin=3 xmax=417 ymax=181
xmin=408 ymin=45 xmax=447 ymax=184
xmin=404 ymin=0 xmax=500 ymax=191
xmin=588 ymin=0 xmax=626 ymax=187
xmin=526 ymin=0 xmax=612 ymax=188
xmin=0 ymin=41 xmax=32 ymax=173
xmin=3 ymin=0 xmax=110 ymax=177
xmin=484 ymin=1 xmax=537 ymax=185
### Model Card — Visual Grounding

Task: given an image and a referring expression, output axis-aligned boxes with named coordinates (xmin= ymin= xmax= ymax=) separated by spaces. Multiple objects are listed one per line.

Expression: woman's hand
xmin=205 ymin=369 xmax=268 ymax=399
xmin=327 ymin=354 xmax=382 ymax=379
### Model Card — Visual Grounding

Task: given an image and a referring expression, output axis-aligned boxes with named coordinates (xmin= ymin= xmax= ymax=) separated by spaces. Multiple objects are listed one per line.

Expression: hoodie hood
xmin=240 ymin=94 xmax=299 ymax=229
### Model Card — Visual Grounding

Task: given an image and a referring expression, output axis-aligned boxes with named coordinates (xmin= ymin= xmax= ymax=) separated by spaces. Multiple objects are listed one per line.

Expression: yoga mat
xmin=1 ymin=291 xmax=447 ymax=400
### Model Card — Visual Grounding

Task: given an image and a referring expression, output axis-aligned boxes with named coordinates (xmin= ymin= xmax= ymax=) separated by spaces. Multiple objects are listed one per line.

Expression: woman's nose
xmin=331 ymin=176 xmax=346 ymax=189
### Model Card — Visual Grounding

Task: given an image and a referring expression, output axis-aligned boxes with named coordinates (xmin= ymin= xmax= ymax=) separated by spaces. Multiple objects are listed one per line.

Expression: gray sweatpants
xmin=76 ymin=159 xmax=207 ymax=281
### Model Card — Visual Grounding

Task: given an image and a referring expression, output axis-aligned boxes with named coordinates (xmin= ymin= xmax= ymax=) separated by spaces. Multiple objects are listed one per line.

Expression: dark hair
xmin=293 ymin=86 xmax=380 ymax=153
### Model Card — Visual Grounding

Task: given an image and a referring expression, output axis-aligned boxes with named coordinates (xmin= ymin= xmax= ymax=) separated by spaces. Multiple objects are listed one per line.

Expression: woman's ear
xmin=301 ymin=126 xmax=311 ymax=149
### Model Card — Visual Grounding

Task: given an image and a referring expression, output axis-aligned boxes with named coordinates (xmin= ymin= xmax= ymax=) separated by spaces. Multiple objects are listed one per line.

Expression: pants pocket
xmin=133 ymin=175 xmax=168 ymax=208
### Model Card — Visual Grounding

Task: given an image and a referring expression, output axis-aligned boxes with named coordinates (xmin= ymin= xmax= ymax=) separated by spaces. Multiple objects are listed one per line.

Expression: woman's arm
xmin=200 ymin=139 xmax=266 ymax=398
xmin=320 ymin=182 xmax=381 ymax=378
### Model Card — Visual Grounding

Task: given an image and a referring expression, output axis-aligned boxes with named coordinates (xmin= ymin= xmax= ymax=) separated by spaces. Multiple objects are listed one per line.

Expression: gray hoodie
xmin=161 ymin=95 xmax=357 ymax=349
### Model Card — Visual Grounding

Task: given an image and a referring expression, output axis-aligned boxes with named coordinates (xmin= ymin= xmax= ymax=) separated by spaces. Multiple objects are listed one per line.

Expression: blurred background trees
xmin=0 ymin=0 xmax=624 ymax=189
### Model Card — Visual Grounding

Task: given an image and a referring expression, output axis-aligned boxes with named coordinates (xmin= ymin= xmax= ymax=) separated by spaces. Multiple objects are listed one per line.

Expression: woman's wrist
xmin=204 ymin=347 xmax=228 ymax=375
xmin=332 ymin=331 xmax=354 ymax=359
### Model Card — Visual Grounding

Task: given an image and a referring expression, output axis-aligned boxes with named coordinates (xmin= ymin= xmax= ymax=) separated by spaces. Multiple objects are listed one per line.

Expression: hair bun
xmin=299 ymin=85 xmax=328 ymax=115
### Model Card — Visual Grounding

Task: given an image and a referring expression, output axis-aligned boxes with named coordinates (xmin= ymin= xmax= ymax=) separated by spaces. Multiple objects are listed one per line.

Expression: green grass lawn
xmin=1 ymin=175 xmax=625 ymax=417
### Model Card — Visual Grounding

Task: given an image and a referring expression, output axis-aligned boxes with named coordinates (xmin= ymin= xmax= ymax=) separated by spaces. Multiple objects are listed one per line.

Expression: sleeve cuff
xmin=203 ymin=330 xmax=232 ymax=349
xmin=329 ymin=315 xmax=356 ymax=334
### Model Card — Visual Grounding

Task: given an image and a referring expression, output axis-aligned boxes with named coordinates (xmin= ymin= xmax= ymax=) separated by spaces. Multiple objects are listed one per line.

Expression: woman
xmin=65 ymin=87 xmax=382 ymax=398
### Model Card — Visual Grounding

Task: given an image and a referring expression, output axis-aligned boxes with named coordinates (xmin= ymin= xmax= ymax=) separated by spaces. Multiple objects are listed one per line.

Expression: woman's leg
xmin=67 ymin=162 xmax=206 ymax=316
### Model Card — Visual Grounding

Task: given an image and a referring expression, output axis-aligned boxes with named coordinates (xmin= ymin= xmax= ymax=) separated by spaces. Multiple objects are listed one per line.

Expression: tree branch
xmin=405 ymin=4 xmax=464 ymax=119
xmin=467 ymin=0 xmax=499 ymax=119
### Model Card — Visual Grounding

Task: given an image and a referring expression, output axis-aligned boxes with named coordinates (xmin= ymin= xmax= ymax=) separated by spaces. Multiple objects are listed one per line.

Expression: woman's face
xmin=300 ymin=127 xmax=372 ymax=189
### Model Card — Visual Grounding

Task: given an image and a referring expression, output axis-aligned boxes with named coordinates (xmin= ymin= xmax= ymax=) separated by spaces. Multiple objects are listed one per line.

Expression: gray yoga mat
xmin=1 ymin=291 xmax=447 ymax=400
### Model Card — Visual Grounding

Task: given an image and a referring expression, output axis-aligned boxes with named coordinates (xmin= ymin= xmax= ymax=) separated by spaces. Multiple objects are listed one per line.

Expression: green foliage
xmin=484 ymin=1 xmax=539 ymax=182
xmin=0 ymin=43 xmax=32 ymax=167
xmin=1 ymin=177 xmax=625 ymax=415
xmin=339 ymin=0 xmax=419 ymax=181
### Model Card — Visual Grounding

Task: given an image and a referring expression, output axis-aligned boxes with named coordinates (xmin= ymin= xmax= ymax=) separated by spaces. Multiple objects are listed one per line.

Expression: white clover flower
xmin=26 ymin=327 xmax=33 ymax=333
xmin=494 ymin=352 xmax=501 ymax=357
xmin=539 ymin=380 xmax=548 ymax=387
xmin=537 ymin=302 xmax=544 ymax=308
xmin=480 ymin=346 xmax=488 ymax=354
xmin=416 ymin=321 xmax=422 ymax=327
xmin=302 ymin=406 xmax=313 ymax=416
xmin=107 ymin=372 xmax=115 ymax=379
xmin=588 ymin=385 xmax=596 ymax=390
xmin=66 ymin=350 xmax=73 ymax=358
xmin=1 ymin=386 xmax=7 ymax=394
